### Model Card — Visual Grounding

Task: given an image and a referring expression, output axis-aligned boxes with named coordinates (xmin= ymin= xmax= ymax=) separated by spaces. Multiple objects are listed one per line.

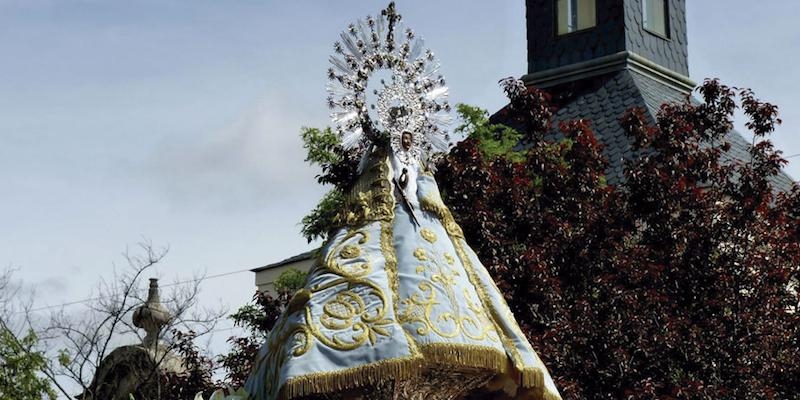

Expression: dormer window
xmin=643 ymin=0 xmax=669 ymax=38
xmin=556 ymin=0 xmax=596 ymax=35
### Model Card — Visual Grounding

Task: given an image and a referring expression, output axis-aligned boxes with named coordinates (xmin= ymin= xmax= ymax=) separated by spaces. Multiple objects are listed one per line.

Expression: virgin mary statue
xmin=246 ymin=4 xmax=561 ymax=400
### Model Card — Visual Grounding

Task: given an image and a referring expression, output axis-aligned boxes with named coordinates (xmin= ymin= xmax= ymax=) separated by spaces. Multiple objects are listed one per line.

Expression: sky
xmin=1 ymin=0 xmax=798 ymax=393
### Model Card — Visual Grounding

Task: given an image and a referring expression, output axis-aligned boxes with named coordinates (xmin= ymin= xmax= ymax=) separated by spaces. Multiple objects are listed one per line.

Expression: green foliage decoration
xmin=455 ymin=103 xmax=526 ymax=162
xmin=299 ymin=126 xmax=360 ymax=243
xmin=300 ymin=189 xmax=345 ymax=243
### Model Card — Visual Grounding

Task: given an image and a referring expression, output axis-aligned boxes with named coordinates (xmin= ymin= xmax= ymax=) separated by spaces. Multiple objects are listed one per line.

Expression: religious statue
xmin=246 ymin=4 xmax=561 ymax=399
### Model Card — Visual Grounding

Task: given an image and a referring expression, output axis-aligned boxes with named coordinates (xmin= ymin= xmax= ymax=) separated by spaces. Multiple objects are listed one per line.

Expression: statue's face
xmin=401 ymin=132 xmax=413 ymax=151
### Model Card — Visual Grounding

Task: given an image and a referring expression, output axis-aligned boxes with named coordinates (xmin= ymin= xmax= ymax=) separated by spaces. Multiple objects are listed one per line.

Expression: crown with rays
xmin=326 ymin=2 xmax=452 ymax=161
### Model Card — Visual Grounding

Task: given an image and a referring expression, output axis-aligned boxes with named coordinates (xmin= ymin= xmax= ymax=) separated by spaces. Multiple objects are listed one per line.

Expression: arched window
xmin=556 ymin=0 xmax=596 ymax=35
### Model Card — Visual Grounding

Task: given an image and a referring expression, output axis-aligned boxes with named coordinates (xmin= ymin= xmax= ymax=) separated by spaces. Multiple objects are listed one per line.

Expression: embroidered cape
xmin=245 ymin=147 xmax=561 ymax=400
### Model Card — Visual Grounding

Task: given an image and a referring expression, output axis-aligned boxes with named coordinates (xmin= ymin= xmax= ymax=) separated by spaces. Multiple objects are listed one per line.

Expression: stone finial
xmin=132 ymin=278 xmax=171 ymax=347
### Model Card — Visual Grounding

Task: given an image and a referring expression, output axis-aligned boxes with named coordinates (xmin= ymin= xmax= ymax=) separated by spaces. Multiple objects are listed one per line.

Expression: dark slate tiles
xmin=623 ymin=0 xmax=689 ymax=75
xmin=527 ymin=0 xmax=689 ymax=76
xmin=541 ymin=70 xmax=644 ymax=184
xmin=527 ymin=0 xmax=627 ymax=73
xmin=499 ymin=69 xmax=796 ymax=191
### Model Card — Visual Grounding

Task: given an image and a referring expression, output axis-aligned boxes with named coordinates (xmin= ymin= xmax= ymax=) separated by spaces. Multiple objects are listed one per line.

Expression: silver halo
xmin=326 ymin=3 xmax=452 ymax=160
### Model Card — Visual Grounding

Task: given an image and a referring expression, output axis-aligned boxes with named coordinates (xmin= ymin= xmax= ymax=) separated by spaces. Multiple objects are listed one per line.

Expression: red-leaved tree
xmin=440 ymin=78 xmax=800 ymax=399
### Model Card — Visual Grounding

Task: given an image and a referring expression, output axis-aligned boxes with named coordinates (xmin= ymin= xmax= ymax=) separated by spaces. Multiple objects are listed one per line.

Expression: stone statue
xmin=133 ymin=278 xmax=172 ymax=347
xmin=78 ymin=279 xmax=183 ymax=400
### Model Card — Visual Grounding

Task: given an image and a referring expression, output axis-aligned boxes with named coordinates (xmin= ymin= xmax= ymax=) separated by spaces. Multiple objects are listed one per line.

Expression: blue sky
xmin=1 ymin=0 xmax=798 ymax=390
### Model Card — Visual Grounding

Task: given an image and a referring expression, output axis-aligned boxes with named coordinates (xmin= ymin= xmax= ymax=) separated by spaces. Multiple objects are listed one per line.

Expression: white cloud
xmin=150 ymin=96 xmax=324 ymax=212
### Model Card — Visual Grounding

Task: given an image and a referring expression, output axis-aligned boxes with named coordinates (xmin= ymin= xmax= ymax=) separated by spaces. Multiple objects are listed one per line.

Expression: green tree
xmin=218 ymin=269 xmax=307 ymax=387
xmin=0 ymin=268 xmax=57 ymax=399
xmin=299 ymin=127 xmax=360 ymax=242
xmin=0 ymin=329 xmax=56 ymax=400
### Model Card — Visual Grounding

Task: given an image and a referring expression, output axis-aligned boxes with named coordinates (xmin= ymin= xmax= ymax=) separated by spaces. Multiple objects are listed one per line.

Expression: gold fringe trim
xmin=276 ymin=343 xmax=558 ymax=399
xmin=279 ymin=355 xmax=421 ymax=400
xmin=519 ymin=367 xmax=544 ymax=389
xmin=279 ymin=343 xmax=519 ymax=400
xmin=422 ymin=194 xmax=554 ymax=394
xmin=450 ymin=236 xmax=527 ymax=371
xmin=418 ymin=343 xmax=510 ymax=374
xmin=447 ymin=231 xmax=560 ymax=398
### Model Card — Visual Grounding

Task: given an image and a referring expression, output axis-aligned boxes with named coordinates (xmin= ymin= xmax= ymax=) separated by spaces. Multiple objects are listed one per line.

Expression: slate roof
xmin=495 ymin=68 xmax=795 ymax=192
xmin=250 ymin=249 xmax=317 ymax=273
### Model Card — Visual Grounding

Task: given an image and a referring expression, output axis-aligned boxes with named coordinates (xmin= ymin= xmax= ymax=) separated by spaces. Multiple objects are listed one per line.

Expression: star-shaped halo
xmin=326 ymin=2 xmax=452 ymax=161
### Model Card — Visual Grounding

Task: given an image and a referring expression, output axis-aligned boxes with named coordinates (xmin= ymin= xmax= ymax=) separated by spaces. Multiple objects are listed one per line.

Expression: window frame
xmin=555 ymin=0 xmax=597 ymax=37
xmin=642 ymin=0 xmax=671 ymax=39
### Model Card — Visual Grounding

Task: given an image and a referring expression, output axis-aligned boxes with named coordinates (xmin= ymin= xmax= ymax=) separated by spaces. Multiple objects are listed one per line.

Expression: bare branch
xmin=35 ymin=240 xmax=227 ymax=398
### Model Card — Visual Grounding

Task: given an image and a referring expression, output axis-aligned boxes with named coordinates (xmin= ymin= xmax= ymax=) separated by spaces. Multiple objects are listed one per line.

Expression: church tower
xmin=526 ymin=0 xmax=689 ymax=80
xmin=511 ymin=0 xmax=702 ymax=183
xmin=515 ymin=0 xmax=792 ymax=188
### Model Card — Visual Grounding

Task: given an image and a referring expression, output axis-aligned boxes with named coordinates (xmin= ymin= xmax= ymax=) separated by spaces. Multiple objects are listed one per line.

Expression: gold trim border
xmin=418 ymin=343 xmax=509 ymax=373
xmin=381 ymin=218 xmax=422 ymax=358
xmin=279 ymin=342 xmax=557 ymax=400
xmin=280 ymin=355 xmax=419 ymax=400
xmin=422 ymin=193 xmax=559 ymax=398
xmin=280 ymin=343 xmax=516 ymax=400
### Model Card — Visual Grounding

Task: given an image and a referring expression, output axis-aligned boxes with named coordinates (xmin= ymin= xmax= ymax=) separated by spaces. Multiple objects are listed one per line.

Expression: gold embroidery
xmin=307 ymin=278 xmax=393 ymax=350
xmin=337 ymin=152 xmax=395 ymax=228
xmin=381 ymin=221 xmax=399 ymax=306
xmin=452 ymin=236 xmax=535 ymax=383
xmin=399 ymin=245 xmax=496 ymax=342
xmin=340 ymin=245 xmax=360 ymax=259
xmin=254 ymin=155 xmax=557 ymax=399
xmin=460 ymin=245 xmax=534 ymax=349
xmin=418 ymin=343 xmax=509 ymax=373
xmin=463 ymin=288 xmax=494 ymax=338
xmin=382 ymin=219 xmax=422 ymax=357
xmin=420 ymin=194 xmax=464 ymax=238
xmin=249 ymin=310 xmax=313 ymax=397
xmin=421 ymin=189 xmax=547 ymax=389
xmin=269 ymin=155 xmax=413 ymax=363
xmin=323 ymin=229 xmax=371 ymax=278
xmin=287 ymin=289 xmax=312 ymax=314
xmin=413 ymin=248 xmax=428 ymax=261
xmin=280 ymin=342 xmax=515 ymax=400
xmin=281 ymin=355 xmax=419 ymax=400
xmin=420 ymin=228 xmax=438 ymax=243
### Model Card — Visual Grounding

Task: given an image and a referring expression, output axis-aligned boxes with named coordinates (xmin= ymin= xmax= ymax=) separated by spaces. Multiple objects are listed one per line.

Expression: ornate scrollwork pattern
xmin=249 ymin=312 xmax=313 ymax=396
xmin=398 ymin=228 xmax=497 ymax=342
xmin=413 ymin=248 xmax=428 ymax=262
xmin=322 ymin=229 xmax=372 ymax=278
xmin=307 ymin=278 xmax=393 ymax=350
